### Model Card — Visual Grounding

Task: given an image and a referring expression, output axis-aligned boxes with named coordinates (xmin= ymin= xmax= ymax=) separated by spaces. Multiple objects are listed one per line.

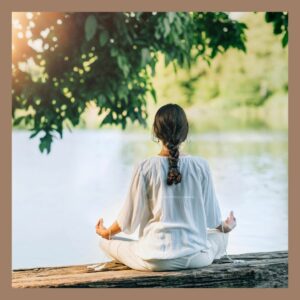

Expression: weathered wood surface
xmin=12 ymin=251 xmax=288 ymax=288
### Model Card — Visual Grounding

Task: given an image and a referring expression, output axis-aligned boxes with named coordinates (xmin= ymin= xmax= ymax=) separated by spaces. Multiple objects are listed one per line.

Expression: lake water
xmin=12 ymin=129 xmax=288 ymax=269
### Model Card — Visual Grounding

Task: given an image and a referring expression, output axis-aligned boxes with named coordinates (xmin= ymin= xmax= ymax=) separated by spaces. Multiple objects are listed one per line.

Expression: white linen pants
xmin=99 ymin=229 xmax=229 ymax=272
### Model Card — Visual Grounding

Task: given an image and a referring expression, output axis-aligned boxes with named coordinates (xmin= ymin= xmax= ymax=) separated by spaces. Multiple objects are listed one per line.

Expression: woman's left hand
xmin=224 ymin=211 xmax=237 ymax=231
xmin=95 ymin=218 xmax=109 ymax=239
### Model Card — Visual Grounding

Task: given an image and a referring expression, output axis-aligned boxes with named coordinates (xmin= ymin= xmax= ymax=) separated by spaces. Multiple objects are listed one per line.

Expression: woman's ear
xmin=152 ymin=133 xmax=160 ymax=143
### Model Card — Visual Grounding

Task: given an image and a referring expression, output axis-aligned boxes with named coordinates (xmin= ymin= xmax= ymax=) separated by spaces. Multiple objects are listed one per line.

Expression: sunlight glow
xmin=228 ymin=12 xmax=246 ymax=20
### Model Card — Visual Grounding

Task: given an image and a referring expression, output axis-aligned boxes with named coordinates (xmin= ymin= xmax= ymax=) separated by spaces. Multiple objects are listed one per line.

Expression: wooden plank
xmin=12 ymin=251 xmax=288 ymax=288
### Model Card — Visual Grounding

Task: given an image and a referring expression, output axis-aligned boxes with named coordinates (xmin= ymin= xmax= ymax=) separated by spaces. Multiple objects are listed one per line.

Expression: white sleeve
xmin=202 ymin=160 xmax=223 ymax=229
xmin=116 ymin=163 xmax=148 ymax=234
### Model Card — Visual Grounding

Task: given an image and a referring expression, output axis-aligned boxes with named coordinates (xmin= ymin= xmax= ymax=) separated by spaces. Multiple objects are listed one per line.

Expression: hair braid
xmin=166 ymin=141 xmax=182 ymax=185
xmin=152 ymin=103 xmax=189 ymax=186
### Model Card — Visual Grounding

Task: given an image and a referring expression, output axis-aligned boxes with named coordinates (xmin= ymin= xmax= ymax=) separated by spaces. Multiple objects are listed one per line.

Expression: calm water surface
xmin=12 ymin=129 xmax=288 ymax=269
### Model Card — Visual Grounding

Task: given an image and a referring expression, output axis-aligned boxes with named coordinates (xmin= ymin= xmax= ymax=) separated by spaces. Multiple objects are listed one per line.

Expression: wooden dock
xmin=12 ymin=250 xmax=288 ymax=288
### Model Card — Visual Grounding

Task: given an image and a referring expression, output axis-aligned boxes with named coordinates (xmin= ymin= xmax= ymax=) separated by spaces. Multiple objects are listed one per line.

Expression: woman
xmin=95 ymin=103 xmax=236 ymax=272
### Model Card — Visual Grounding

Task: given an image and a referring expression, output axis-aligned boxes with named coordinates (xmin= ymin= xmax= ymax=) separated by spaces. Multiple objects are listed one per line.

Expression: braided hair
xmin=152 ymin=103 xmax=189 ymax=185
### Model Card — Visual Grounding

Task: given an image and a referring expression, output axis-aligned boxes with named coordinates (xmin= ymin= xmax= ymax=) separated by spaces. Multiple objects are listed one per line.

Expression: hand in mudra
xmin=95 ymin=218 xmax=109 ymax=239
xmin=224 ymin=211 xmax=237 ymax=231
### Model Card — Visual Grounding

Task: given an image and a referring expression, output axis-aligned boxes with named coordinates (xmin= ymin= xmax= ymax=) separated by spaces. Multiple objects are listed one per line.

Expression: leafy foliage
xmin=265 ymin=12 xmax=288 ymax=47
xmin=153 ymin=13 xmax=288 ymax=110
xmin=12 ymin=12 xmax=255 ymax=153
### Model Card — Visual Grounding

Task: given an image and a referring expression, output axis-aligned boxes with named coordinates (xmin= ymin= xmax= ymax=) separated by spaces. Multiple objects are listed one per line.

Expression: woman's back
xmin=97 ymin=104 xmax=235 ymax=272
xmin=116 ymin=154 xmax=223 ymax=261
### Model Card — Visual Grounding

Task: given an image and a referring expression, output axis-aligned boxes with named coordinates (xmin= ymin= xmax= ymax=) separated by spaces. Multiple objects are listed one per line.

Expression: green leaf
xmin=97 ymin=95 xmax=106 ymax=106
xmin=164 ymin=53 xmax=171 ymax=67
xmin=85 ymin=15 xmax=98 ymax=41
xmin=154 ymin=30 xmax=161 ymax=40
xmin=24 ymin=115 xmax=32 ymax=125
xmin=99 ymin=31 xmax=109 ymax=47
xmin=117 ymin=85 xmax=128 ymax=99
xmin=265 ymin=12 xmax=276 ymax=23
xmin=13 ymin=116 xmax=25 ymax=126
xmin=56 ymin=125 xmax=63 ymax=139
xmin=29 ymin=130 xmax=40 ymax=139
xmin=150 ymin=88 xmax=157 ymax=103
xmin=282 ymin=32 xmax=288 ymax=47
xmin=100 ymin=112 xmax=113 ymax=126
xmin=117 ymin=55 xmax=130 ymax=76
xmin=141 ymin=48 xmax=150 ymax=67
xmin=135 ymin=12 xmax=143 ymax=21
xmin=167 ymin=12 xmax=176 ymax=24
xmin=172 ymin=61 xmax=178 ymax=74
xmin=121 ymin=117 xmax=126 ymax=130
xmin=163 ymin=18 xmax=171 ymax=37
xmin=39 ymin=133 xmax=53 ymax=154
xmin=110 ymin=48 xmax=118 ymax=57
xmin=274 ymin=23 xmax=283 ymax=35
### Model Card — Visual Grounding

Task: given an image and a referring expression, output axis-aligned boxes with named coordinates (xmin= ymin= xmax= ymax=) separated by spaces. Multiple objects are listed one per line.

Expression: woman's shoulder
xmin=190 ymin=154 xmax=210 ymax=167
xmin=131 ymin=157 xmax=154 ymax=176
xmin=185 ymin=155 xmax=211 ymax=175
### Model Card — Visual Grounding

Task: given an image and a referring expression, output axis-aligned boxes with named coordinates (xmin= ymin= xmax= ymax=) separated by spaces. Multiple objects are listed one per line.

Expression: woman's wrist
xmin=99 ymin=229 xmax=111 ymax=240
xmin=217 ymin=221 xmax=231 ymax=233
xmin=102 ymin=221 xmax=121 ymax=239
xmin=216 ymin=212 xmax=237 ymax=233
xmin=107 ymin=227 xmax=112 ymax=240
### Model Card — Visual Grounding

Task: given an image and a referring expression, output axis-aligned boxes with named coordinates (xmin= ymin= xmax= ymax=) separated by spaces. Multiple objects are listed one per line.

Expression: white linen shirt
xmin=116 ymin=154 xmax=223 ymax=261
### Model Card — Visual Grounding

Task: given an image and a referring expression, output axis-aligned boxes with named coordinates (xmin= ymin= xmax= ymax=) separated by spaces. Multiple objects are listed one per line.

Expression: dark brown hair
xmin=152 ymin=103 xmax=189 ymax=185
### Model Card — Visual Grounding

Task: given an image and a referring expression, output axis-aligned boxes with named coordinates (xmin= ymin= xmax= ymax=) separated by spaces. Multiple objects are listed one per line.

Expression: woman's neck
xmin=158 ymin=145 xmax=183 ymax=157
xmin=158 ymin=144 xmax=169 ymax=156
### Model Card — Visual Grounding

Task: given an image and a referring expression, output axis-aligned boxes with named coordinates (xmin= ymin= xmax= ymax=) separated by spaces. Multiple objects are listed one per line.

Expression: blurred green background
xmin=101 ymin=12 xmax=287 ymax=133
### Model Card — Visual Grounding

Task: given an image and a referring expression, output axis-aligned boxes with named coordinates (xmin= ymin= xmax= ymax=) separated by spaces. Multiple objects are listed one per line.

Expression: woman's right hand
xmin=216 ymin=211 xmax=237 ymax=233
